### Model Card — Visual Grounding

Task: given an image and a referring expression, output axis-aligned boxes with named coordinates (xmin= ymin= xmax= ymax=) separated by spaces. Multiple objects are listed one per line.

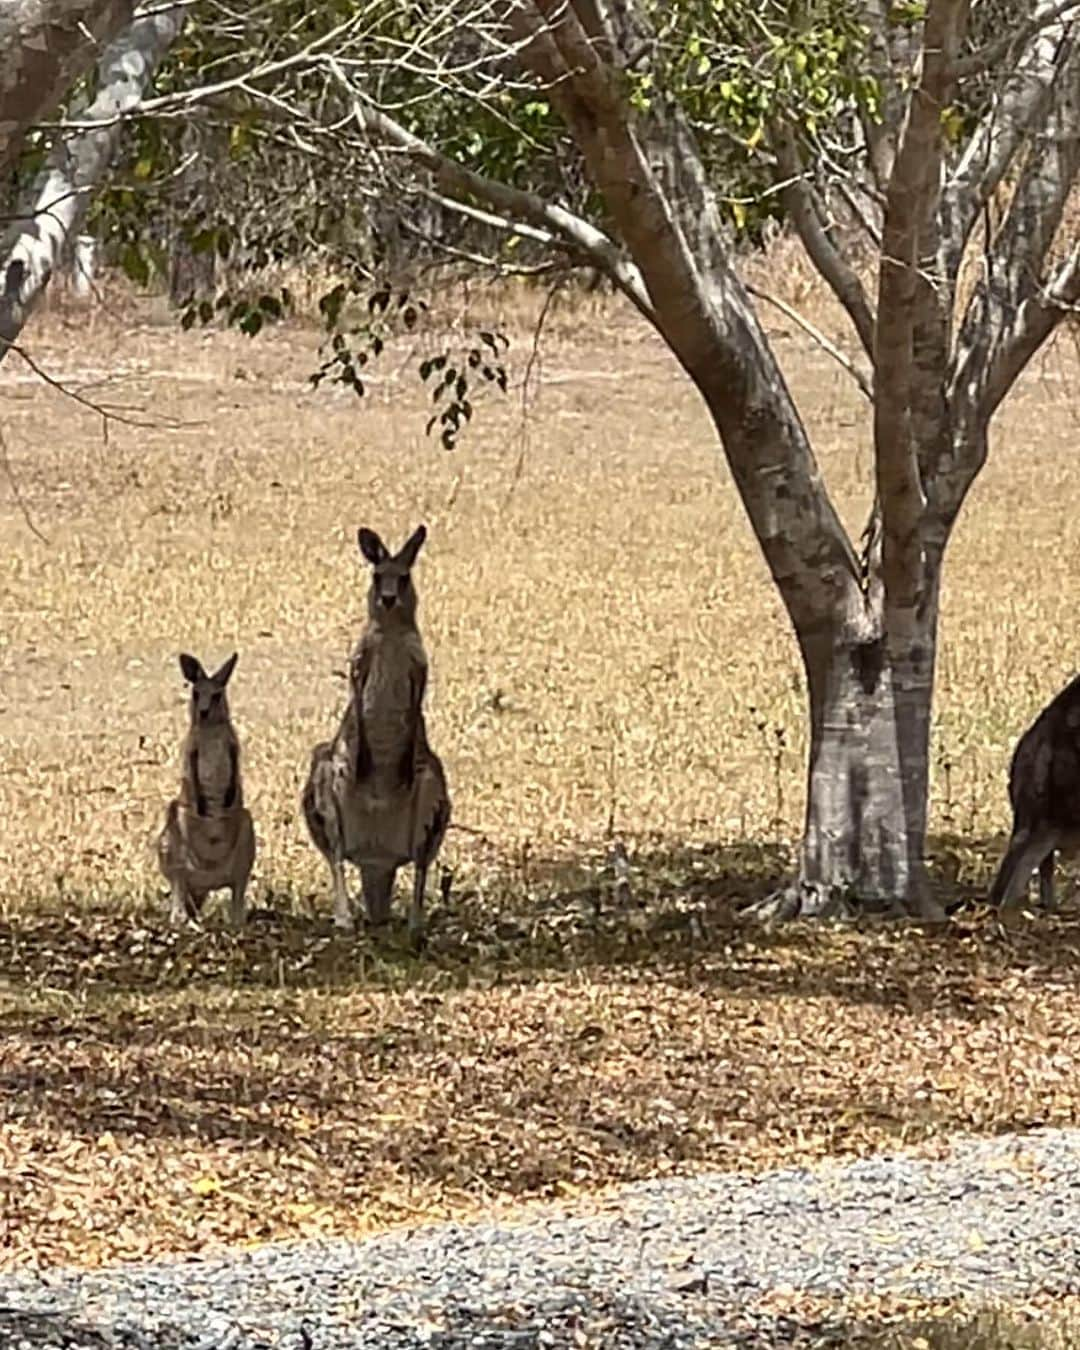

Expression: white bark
xmin=71 ymin=232 xmax=95 ymax=296
xmin=0 ymin=2 xmax=186 ymax=360
xmin=943 ymin=0 xmax=1077 ymax=276
xmin=952 ymin=34 xmax=1080 ymax=425
xmin=793 ymin=616 xmax=941 ymax=917
xmin=0 ymin=0 xmax=134 ymax=174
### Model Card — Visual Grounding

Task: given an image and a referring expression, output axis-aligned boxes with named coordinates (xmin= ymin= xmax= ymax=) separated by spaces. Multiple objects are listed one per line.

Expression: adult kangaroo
xmin=989 ymin=673 xmax=1080 ymax=911
xmin=302 ymin=524 xmax=450 ymax=944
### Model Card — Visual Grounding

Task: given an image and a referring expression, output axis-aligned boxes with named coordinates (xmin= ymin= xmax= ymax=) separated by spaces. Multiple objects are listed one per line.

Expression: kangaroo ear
xmin=358 ymin=527 xmax=389 ymax=566
xmin=396 ymin=524 xmax=427 ymax=569
xmin=211 ymin=652 xmax=239 ymax=687
xmin=179 ymin=653 xmax=205 ymax=685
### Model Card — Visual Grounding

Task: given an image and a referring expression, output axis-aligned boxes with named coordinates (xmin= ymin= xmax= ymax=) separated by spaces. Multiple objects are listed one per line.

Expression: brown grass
xmin=2 ymin=277 xmax=1080 ymax=1307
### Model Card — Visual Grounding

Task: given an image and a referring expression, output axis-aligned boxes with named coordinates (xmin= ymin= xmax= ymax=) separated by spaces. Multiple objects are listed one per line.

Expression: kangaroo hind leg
xmin=989 ymin=824 xmax=1057 ymax=911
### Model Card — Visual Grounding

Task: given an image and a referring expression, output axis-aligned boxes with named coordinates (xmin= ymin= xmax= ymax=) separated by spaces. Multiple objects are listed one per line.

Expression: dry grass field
xmin=2 ymin=269 xmax=1080 ymax=1341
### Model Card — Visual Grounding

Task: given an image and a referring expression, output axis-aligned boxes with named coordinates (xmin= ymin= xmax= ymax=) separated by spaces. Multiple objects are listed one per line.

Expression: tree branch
xmin=951 ymin=31 xmax=1079 ymax=427
xmin=954 ymin=0 xmax=1080 ymax=78
xmin=336 ymin=71 xmax=656 ymax=323
xmin=874 ymin=0 xmax=969 ymax=613
xmin=944 ymin=0 xmax=1075 ymax=273
xmin=504 ymin=0 xmax=870 ymax=638
xmin=745 ymin=282 xmax=873 ymax=402
xmin=979 ymin=244 xmax=1079 ymax=419
xmin=0 ymin=2 xmax=187 ymax=363
xmin=859 ymin=0 xmax=919 ymax=189
xmin=771 ymin=128 xmax=877 ymax=362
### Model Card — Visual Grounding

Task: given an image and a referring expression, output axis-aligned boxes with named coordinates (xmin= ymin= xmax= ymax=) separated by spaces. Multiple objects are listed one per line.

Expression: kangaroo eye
xmin=398 ymin=574 xmax=409 ymax=592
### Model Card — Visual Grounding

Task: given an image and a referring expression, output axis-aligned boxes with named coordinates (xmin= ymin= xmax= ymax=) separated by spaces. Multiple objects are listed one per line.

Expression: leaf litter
xmin=3 ymin=901 xmax=1080 ymax=1278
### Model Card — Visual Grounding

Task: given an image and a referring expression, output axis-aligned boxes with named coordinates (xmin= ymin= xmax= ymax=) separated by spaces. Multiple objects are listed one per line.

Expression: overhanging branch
xmin=505 ymin=0 xmax=869 ymax=630
xmin=334 ymin=70 xmax=656 ymax=323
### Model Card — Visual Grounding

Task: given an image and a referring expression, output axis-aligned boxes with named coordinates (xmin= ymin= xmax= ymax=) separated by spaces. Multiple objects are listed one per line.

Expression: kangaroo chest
xmin=358 ymin=633 xmax=426 ymax=765
xmin=193 ymin=729 xmax=235 ymax=805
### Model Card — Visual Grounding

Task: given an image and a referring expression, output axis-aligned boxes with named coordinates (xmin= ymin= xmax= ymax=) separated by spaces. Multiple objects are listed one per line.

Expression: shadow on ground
xmin=5 ymin=834 xmax=1080 ymax=1272
xmin=1 ymin=830 xmax=1079 ymax=1017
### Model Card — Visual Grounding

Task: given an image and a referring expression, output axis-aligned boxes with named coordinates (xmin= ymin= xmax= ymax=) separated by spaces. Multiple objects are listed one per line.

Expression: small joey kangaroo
xmin=157 ymin=651 xmax=256 ymax=927
xmin=988 ymin=672 xmax=1080 ymax=911
xmin=302 ymin=524 xmax=450 ymax=945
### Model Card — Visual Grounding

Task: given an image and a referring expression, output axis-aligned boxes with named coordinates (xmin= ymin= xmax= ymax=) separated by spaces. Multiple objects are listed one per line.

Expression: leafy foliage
xmin=648 ymin=0 xmax=880 ymax=232
xmin=32 ymin=0 xmax=1056 ymax=442
xmin=303 ymin=279 xmax=510 ymax=449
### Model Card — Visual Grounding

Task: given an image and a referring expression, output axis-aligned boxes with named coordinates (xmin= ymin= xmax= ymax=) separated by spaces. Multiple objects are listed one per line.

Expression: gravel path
xmin=4 ymin=1128 xmax=1080 ymax=1349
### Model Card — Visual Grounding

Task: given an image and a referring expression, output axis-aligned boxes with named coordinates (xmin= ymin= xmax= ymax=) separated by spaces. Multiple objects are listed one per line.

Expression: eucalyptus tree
xmin=4 ymin=0 xmax=1077 ymax=918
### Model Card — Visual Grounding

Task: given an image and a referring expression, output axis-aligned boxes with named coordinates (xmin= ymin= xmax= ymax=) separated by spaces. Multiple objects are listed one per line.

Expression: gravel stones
xmin=4 ymin=1128 xmax=1080 ymax=1349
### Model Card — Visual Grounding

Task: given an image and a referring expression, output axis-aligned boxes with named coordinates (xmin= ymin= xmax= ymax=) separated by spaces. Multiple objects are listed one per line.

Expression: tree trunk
xmin=0 ymin=3 xmax=186 ymax=362
xmin=762 ymin=550 xmax=946 ymax=923
xmin=0 ymin=0 xmax=134 ymax=176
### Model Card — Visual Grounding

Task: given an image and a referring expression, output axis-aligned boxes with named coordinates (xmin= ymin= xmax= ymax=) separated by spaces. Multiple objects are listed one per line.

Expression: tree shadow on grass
xmin=3 ymin=833 xmax=1080 ymax=1253
xmin=1 ymin=829 xmax=1079 ymax=1018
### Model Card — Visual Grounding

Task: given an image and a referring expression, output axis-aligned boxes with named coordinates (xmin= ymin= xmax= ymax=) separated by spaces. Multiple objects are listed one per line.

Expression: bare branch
xmin=944 ymin=0 xmax=1075 ymax=270
xmin=0 ymin=421 xmax=49 ymax=544
xmin=978 ymin=244 xmax=1080 ymax=422
xmin=745 ymin=282 xmax=873 ymax=402
xmin=337 ymin=72 xmax=656 ymax=322
xmin=416 ymin=187 xmax=558 ymax=248
xmin=772 ymin=129 xmax=877 ymax=361
xmin=4 ymin=338 xmax=191 ymax=429
xmin=954 ymin=0 xmax=1080 ymax=78
xmin=951 ymin=32 xmax=1079 ymax=424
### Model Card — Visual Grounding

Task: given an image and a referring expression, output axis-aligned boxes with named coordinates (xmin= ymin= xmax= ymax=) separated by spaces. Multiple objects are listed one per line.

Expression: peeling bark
xmin=0 ymin=3 xmax=186 ymax=361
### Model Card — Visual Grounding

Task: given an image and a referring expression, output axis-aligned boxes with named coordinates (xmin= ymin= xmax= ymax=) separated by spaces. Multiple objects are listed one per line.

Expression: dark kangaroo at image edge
xmin=989 ymin=672 xmax=1080 ymax=912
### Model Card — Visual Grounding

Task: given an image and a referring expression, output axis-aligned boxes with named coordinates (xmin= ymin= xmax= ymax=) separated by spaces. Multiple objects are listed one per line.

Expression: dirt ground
xmin=1 ymin=277 xmax=1080 ymax=1277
